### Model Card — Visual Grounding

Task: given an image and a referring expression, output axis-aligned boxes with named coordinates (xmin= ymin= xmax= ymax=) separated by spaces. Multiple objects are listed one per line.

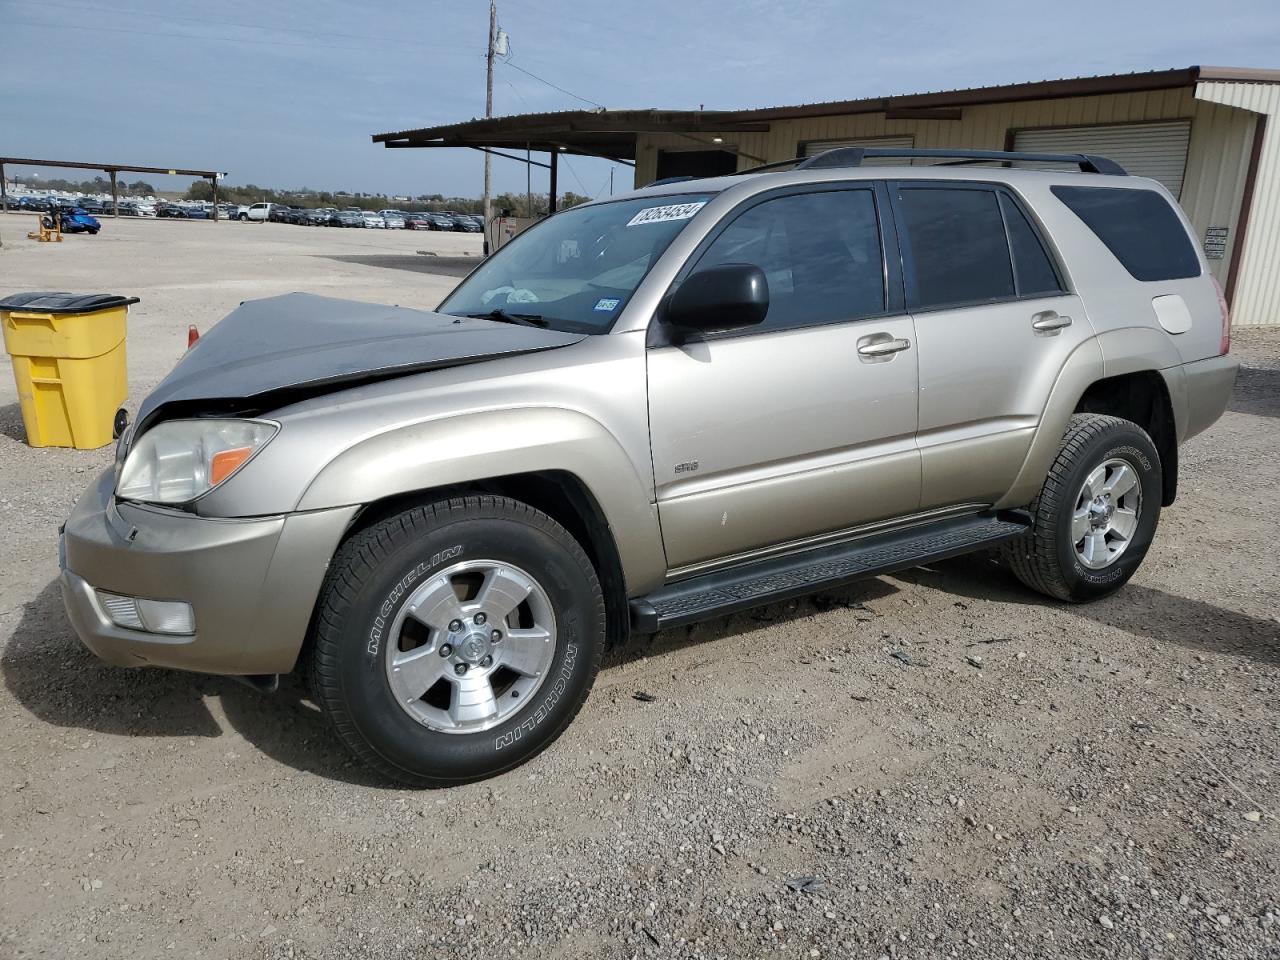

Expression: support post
xmin=482 ymin=0 xmax=496 ymax=255
xmin=1 ymin=161 xmax=7 ymax=214
xmin=211 ymin=176 xmax=219 ymax=221
xmin=109 ymin=170 xmax=118 ymax=218
xmin=549 ymin=149 xmax=558 ymax=214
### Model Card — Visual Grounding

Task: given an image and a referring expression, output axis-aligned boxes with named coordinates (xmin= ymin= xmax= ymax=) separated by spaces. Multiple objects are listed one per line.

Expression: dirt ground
xmin=0 ymin=218 xmax=1276 ymax=960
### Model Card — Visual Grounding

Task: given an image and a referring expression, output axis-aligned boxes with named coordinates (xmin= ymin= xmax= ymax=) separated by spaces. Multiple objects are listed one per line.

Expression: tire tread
xmin=1002 ymin=414 xmax=1142 ymax=602
xmin=305 ymin=495 xmax=605 ymax=787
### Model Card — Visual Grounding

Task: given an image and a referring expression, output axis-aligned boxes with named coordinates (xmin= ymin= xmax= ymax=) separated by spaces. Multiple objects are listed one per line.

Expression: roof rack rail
xmin=794 ymin=147 xmax=1127 ymax=175
xmin=643 ymin=175 xmax=698 ymax=187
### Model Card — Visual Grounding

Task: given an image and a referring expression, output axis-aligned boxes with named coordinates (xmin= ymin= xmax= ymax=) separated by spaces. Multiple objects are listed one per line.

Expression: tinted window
xmin=999 ymin=193 xmax=1064 ymax=297
xmin=897 ymin=187 xmax=1014 ymax=310
xmin=1051 ymin=185 xmax=1200 ymax=281
xmin=692 ymin=189 xmax=884 ymax=332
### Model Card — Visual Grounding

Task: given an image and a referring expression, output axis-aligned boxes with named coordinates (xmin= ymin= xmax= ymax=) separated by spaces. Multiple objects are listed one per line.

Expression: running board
xmin=629 ymin=512 xmax=1030 ymax=634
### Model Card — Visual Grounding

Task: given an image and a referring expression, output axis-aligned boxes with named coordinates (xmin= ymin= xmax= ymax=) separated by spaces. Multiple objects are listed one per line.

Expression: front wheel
xmin=306 ymin=496 xmax=606 ymax=787
xmin=1003 ymin=414 xmax=1161 ymax=602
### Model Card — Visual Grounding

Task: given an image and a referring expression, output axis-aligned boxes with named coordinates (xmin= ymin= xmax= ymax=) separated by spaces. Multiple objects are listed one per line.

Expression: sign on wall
xmin=1204 ymin=227 xmax=1229 ymax=260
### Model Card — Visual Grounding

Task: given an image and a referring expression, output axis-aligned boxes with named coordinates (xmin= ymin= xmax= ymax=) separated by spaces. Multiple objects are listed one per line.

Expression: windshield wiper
xmin=465 ymin=309 xmax=549 ymax=328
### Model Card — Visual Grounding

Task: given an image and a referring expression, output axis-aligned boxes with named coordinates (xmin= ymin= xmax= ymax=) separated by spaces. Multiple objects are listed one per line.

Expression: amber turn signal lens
xmin=210 ymin=446 xmax=253 ymax=486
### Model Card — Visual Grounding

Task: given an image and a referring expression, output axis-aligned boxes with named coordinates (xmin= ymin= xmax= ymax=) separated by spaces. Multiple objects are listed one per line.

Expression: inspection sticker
xmin=593 ymin=297 xmax=621 ymax=312
xmin=626 ymin=201 xmax=706 ymax=227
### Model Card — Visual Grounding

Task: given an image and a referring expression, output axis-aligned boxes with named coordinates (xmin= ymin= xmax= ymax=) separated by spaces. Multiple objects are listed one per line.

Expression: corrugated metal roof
xmin=372 ymin=65 xmax=1280 ymax=157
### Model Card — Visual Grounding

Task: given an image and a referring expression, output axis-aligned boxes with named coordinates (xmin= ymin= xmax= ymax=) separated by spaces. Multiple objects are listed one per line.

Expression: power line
xmin=558 ymin=153 xmax=592 ymax=198
xmin=497 ymin=57 xmax=605 ymax=110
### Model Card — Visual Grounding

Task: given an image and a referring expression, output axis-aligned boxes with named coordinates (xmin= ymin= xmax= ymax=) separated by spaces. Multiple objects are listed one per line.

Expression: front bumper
xmin=60 ymin=469 xmax=358 ymax=675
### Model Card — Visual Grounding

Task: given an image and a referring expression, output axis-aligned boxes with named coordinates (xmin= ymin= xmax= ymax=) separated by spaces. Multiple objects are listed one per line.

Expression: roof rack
xmin=740 ymin=147 xmax=1128 ymax=176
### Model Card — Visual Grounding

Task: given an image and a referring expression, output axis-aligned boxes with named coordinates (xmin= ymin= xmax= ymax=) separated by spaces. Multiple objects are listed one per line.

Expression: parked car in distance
xmin=381 ymin=211 xmax=406 ymax=229
xmin=44 ymin=205 xmax=100 ymax=234
xmin=75 ymin=197 xmax=106 ymax=214
xmin=403 ymin=212 xmax=433 ymax=231
xmin=453 ymin=215 xmax=482 ymax=233
xmin=243 ymin=202 xmax=287 ymax=223
xmin=426 ymin=213 xmax=456 ymax=231
xmin=155 ymin=202 xmax=186 ymax=219
xmin=337 ymin=209 xmax=364 ymax=227
xmin=58 ymin=147 xmax=1242 ymax=788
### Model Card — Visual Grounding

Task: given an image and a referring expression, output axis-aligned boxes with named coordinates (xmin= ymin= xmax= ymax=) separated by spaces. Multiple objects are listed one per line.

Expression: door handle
xmin=1031 ymin=311 xmax=1072 ymax=332
xmin=857 ymin=337 xmax=911 ymax=357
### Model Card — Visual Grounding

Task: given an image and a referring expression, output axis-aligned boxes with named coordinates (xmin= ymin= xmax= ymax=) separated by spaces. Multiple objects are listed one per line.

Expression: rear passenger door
xmin=889 ymin=182 xmax=1091 ymax=509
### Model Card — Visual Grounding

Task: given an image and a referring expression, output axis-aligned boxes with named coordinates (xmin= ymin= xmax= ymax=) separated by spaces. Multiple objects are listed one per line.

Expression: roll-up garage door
xmin=802 ymin=136 xmax=915 ymax=165
xmin=1013 ymin=121 xmax=1191 ymax=197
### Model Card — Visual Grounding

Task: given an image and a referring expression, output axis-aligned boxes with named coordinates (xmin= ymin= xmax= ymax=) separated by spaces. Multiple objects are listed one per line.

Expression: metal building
xmin=374 ymin=65 xmax=1280 ymax=326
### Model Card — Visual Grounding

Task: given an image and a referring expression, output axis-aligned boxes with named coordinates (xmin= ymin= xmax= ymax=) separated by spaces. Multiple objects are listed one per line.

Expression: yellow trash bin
xmin=1 ymin=292 xmax=136 ymax=449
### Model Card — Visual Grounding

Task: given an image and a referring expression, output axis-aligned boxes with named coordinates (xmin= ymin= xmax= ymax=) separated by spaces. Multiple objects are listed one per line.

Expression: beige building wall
xmin=635 ymin=87 xmax=1274 ymax=324
xmin=1196 ymin=81 xmax=1280 ymax=328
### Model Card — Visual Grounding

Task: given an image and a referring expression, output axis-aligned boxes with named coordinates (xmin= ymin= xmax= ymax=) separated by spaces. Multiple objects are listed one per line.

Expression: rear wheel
xmin=1003 ymin=414 xmax=1161 ymax=602
xmin=306 ymin=496 xmax=605 ymax=787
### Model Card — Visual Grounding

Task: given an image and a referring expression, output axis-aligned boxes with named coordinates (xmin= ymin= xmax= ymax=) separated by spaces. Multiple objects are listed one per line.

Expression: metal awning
xmin=372 ymin=65 xmax=1280 ymax=163
xmin=373 ymin=108 xmax=771 ymax=163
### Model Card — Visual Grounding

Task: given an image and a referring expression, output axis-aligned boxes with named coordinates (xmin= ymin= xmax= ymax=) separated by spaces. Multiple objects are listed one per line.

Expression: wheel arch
xmin=1073 ymin=371 xmax=1178 ymax=506
xmin=295 ymin=406 xmax=666 ymax=596
xmin=998 ymin=331 xmax=1183 ymax=510
xmin=344 ymin=470 xmax=632 ymax=648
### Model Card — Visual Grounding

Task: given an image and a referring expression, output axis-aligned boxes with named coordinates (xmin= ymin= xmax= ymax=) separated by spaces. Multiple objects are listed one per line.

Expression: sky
xmin=2 ymin=0 xmax=1278 ymax=200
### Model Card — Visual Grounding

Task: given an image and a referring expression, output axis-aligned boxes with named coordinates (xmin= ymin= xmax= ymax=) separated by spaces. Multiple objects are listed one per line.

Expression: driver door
xmin=647 ymin=184 xmax=921 ymax=571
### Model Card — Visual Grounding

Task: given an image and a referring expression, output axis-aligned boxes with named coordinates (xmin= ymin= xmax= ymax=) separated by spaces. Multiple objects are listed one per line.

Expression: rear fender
xmin=996 ymin=338 xmax=1104 ymax=509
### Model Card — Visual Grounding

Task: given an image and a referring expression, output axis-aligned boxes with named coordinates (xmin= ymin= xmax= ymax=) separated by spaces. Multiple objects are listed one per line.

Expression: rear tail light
xmin=1211 ymin=276 xmax=1231 ymax=355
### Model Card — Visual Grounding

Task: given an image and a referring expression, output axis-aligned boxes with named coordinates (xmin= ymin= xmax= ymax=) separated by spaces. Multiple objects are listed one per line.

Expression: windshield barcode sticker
xmin=626 ymin=202 xmax=706 ymax=227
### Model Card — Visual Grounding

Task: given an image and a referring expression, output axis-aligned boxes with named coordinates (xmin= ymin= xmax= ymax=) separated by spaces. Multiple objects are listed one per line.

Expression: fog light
xmin=96 ymin=591 xmax=195 ymax=635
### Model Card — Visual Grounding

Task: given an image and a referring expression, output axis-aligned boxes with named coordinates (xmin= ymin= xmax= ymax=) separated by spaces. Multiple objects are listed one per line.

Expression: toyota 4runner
xmin=60 ymin=147 xmax=1239 ymax=786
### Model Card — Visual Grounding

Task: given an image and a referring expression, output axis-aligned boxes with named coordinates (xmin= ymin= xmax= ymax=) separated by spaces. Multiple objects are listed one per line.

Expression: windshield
xmin=440 ymin=193 xmax=712 ymax=333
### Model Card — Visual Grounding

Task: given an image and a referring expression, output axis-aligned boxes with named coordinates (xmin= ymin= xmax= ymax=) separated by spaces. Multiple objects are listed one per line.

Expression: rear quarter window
xmin=1051 ymin=185 xmax=1200 ymax=282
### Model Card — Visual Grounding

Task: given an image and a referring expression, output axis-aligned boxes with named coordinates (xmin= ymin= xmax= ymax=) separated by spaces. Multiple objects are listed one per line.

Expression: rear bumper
xmin=60 ymin=469 xmax=358 ymax=675
xmin=1165 ymin=353 xmax=1240 ymax=443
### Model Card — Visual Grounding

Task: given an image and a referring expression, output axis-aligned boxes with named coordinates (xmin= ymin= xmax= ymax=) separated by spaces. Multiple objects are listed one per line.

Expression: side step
xmin=629 ymin=512 xmax=1030 ymax=634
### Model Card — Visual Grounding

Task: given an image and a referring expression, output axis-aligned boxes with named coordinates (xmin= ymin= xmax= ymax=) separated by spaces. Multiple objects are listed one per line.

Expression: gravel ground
xmin=0 ymin=219 xmax=1277 ymax=960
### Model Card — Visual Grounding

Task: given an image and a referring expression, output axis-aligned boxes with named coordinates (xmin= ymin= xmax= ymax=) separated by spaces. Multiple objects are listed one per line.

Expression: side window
xmin=895 ymin=187 xmax=1014 ymax=311
xmin=1051 ymin=185 xmax=1200 ymax=281
xmin=999 ymin=193 xmax=1064 ymax=297
xmin=692 ymin=189 xmax=885 ymax=332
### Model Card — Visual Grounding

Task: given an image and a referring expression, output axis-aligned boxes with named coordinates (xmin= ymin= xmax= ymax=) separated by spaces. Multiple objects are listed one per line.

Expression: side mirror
xmin=665 ymin=263 xmax=769 ymax=334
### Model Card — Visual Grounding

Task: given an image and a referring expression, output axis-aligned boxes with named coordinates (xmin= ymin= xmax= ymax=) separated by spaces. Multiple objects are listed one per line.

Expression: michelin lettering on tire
xmin=494 ymin=638 xmax=578 ymax=752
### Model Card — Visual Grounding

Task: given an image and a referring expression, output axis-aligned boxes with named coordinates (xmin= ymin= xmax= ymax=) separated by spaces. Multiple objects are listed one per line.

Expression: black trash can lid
xmin=0 ymin=292 xmax=140 ymax=314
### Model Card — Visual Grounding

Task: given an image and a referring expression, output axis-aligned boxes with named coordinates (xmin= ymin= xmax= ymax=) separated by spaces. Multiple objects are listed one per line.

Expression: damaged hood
xmin=134 ymin=293 xmax=585 ymax=430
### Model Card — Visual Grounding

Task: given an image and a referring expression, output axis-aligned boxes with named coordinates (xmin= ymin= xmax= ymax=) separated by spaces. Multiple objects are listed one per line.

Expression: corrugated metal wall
xmin=635 ymin=86 xmax=1274 ymax=324
xmin=1196 ymin=81 xmax=1280 ymax=327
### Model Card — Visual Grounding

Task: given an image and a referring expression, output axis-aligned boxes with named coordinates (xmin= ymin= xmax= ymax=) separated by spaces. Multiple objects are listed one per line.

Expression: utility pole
xmin=483 ymin=1 xmax=496 ymax=254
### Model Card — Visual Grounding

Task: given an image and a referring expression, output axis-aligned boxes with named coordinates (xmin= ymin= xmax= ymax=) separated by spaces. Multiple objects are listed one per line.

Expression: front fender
xmin=296 ymin=407 xmax=668 ymax=594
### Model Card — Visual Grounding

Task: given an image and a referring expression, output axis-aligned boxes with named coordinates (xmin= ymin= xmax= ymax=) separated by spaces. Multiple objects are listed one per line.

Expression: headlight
xmin=116 ymin=419 xmax=277 ymax=504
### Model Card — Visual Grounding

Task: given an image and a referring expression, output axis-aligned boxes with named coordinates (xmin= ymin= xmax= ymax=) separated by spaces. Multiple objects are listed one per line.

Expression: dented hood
xmin=134 ymin=293 xmax=584 ymax=430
